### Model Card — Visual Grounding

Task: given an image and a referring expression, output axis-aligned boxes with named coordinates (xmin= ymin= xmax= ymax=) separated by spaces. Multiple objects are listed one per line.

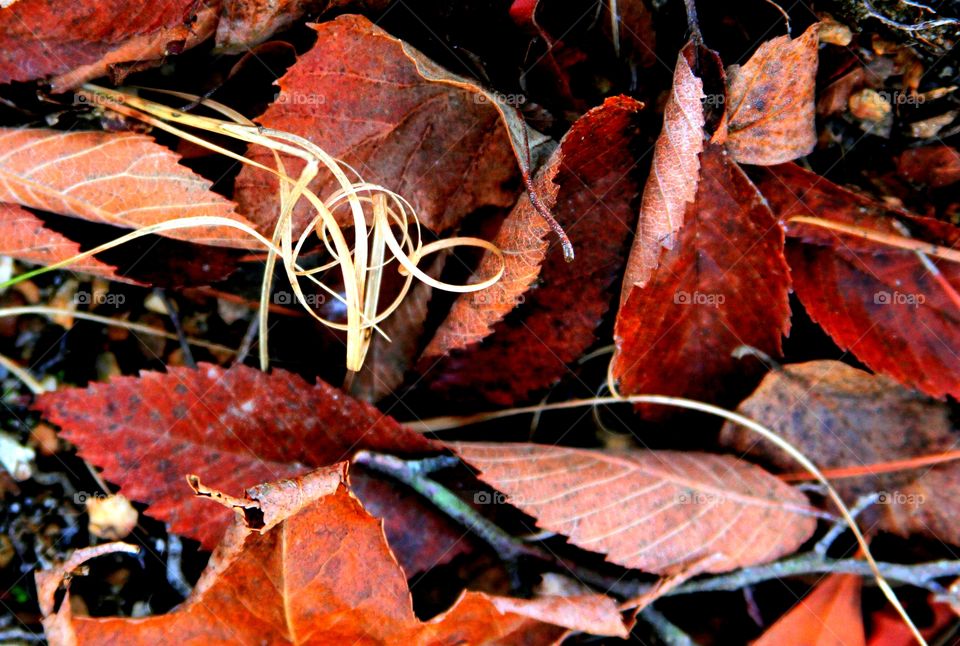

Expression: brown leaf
xmin=0 ymin=128 xmax=258 ymax=249
xmin=422 ymin=97 xmax=643 ymax=404
xmin=215 ymin=0 xmax=390 ymax=52
xmin=718 ymin=360 xmax=954 ymax=507
xmin=756 ymin=162 xmax=960 ymax=399
xmin=753 ymin=574 xmax=865 ymax=646
xmin=233 ymin=15 xmax=544 ymax=236
xmin=449 ymin=442 xmax=817 ymax=574
xmin=621 ymin=45 xmax=705 ymax=293
xmin=716 ymin=24 xmax=819 ymax=166
xmin=38 ymin=466 xmax=629 ymax=643
xmin=0 ymin=203 xmax=127 ymax=282
xmin=612 ymin=145 xmax=791 ymax=412
xmin=0 ymin=0 xmax=217 ymax=91
xmin=881 ymin=462 xmax=960 ymax=546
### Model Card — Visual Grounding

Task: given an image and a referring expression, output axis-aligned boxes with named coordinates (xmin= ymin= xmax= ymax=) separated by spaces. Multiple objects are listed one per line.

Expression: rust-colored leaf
xmin=753 ymin=574 xmax=865 ymax=646
xmin=881 ymin=462 xmax=960 ymax=546
xmin=425 ymin=96 xmax=641 ymax=358
xmin=612 ymin=145 xmax=790 ymax=411
xmin=0 ymin=128 xmax=258 ymax=249
xmin=0 ymin=203 xmax=125 ymax=282
xmin=621 ymin=45 xmax=705 ymax=293
xmin=896 ymin=145 xmax=960 ymax=188
xmin=716 ymin=24 xmax=819 ymax=166
xmin=422 ymin=97 xmax=643 ymax=404
xmin=449 ymin=442 xmax=817 ymax=574
xmin=719 ymin=360 xmax=954 ymax=512
xmin=233 ymin=14 xmax=534 ymax=236
xmin=38 ymin=466 xmax=629 ymax=643
xmin=756 ymin=162 xmax=960 ymax=398
xmin=0 ymin=0 xmax=217 ymax=91
xmin=34 ymin=363 xmax=464 ymax=576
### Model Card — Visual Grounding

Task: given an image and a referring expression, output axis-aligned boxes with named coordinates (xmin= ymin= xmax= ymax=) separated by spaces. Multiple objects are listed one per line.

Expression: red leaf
xmin=0 ymin=128 xmax=258 ymax=249
xmin=34 ymin=364 xmax=446 ymax=560
xmin=449 ymin=442 xmax=817 ymax=574
xmin=233 ymin=15 xmax=526 ymax=236
xmin=621 ymin=45 xmax=705 ymax=293
xmin=0 ymin=0 xmax=217 ymax=91
xmin=756 ymin=162 xmax=960 ymax=398
xmin=38 ymin=467 xmax=629 ymax=643
xmin=0 ymin=203 xmax=127 ymax=282
xmin=715 ymin=24 xmax=819 ymax=166
xmin=612 ymin=145 xmax=791 ymax=410
xmin=753 ymin=574 xmax=865 ymax=646
xmin=422 ymin=96 xmax=644 ymax=404
xmin=896 ymin=145 xmax=960 ymax=188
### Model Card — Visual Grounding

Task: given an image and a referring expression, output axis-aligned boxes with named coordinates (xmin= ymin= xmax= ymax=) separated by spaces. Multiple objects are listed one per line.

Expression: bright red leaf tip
xmin=757 ymin=162 xmax=960 ymax=399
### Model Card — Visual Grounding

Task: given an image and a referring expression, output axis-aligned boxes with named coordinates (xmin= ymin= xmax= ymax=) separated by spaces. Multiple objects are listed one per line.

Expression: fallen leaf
xmin=34 ymin=363 xmax=470 ymax=576
xmin=0 ymin=203 xmax=126 ymax=281
xmin=753 ymin=574 xmax=865 ymax=646
xmin=718 ymin=360 xmax=954 ymax=507
xmin=881 ymin=462 xmax=960 ymax=546
xmin=896 ymin=145 xmax=960 ymax=188
xmin=0 ymin=128 xmax=258 ymax=249
xmin=0 ymin=0 xmax=217 ymax=91
xmin=867 ymin=595 xmax=954 ymax=645
xmin=621 ymin=45 xmax=705 ymax=293
xmin=424 ymin=95 xmax=641 ymax=357
xmin=756 ymin=162 xmax=960 ymax=399
xmin=612 ymin=145 xmax=791 ymax=412
xmin=449 ymin=442 xmax=817 ymax=574
xmin=715 ymin=24 xmax=819 ymax=165
xmin=233 ymin=15 xmax=540 ymax=236
xmin=38 ymin=466 xmax=629 ymax=643
xmin=422 ymin=96 xmax=643 ymax=404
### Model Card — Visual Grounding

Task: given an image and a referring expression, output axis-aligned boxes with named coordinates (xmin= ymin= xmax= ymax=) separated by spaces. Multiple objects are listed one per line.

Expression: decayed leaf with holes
xmin=715 ymin=24 xmax=819 ymax=166
xmin=37 ymin=466 xmax=629 ymax=643
xmin=233 ymin=14 xmax=545 ymax=237
xmin=719 ymin=361 xmax=955 ymax=528
xmin=613 ymin=146 xmax=790 ymax=414
xmin=422 ymin=97 xmax=643 ymax=404
xmin=621 ymin=45 xmax=705 ymax=293
xmin=756 ymin=163 xmax=960 ymax=398
xmin=0 ymin=129 xmax=259 ymax=249
xmin=449 ymin=442 xmax=817 ymax=574
xmin=425 ymin=96 xmax=641 ymax=358
xmin=34 ymin=363 xmax=472 ymax=575
xmin=0 ymin=0 xmax=217 ymax=91
xmin=753 ymin=574 xmax=865 ymax=646
xmin=0 ymin=203 xmax=126 ymax=282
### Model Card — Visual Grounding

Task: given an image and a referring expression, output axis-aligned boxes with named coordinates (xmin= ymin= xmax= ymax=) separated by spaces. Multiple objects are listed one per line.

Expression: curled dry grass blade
xmin=1 ymin=85 xmax=507 ymax=374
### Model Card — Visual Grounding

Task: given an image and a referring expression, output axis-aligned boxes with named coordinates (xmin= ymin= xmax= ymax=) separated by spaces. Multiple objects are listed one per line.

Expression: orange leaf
xmin=0 ymin=203 xmax=127 ymax=282
xmin=717 ymin=24 xmax=819 ymax=166
xmin=0 ymin=129 xmax=258 ymax=249
xmin=449 ymin=442 xmax=817 ymax=574
xmin=753 ymin=574 xmax=864 ymax=646
xmin=37 ymin=466 xmax=629 ymax=643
